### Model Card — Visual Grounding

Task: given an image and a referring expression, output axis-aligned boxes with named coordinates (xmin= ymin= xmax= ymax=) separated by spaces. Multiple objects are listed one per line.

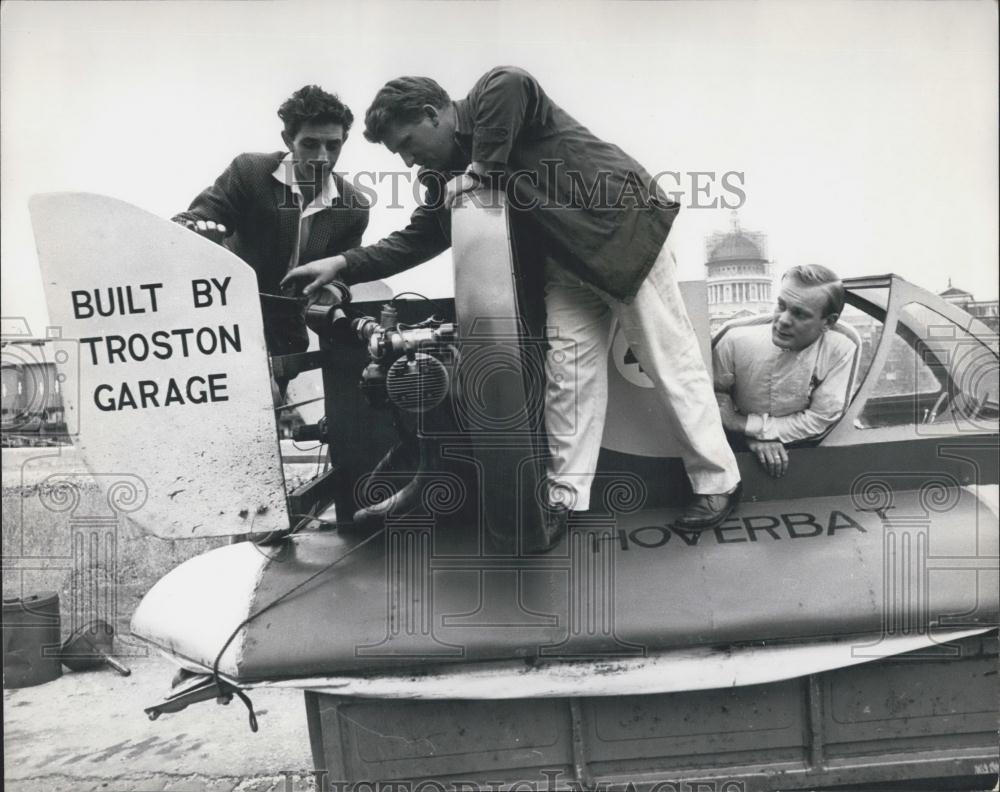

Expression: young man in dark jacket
xmin=174 ymin=85 xmax=369 ymax=390
xmin=283 ymin=67 xmax=740 ymax=538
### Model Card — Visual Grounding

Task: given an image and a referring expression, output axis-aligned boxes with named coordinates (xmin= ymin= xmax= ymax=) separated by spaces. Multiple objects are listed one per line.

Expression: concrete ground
xmin=3 ymin=653 xmax=313 ymax=792
xmin=2 ymin=445 xmax=229 ymax=644
xmin=2 ymin=434 xmax=336 ymax=791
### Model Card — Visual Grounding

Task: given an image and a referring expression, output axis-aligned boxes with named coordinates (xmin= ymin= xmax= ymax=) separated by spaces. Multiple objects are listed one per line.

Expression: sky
xmin=2 ymin=0 xmax=997 ymax=335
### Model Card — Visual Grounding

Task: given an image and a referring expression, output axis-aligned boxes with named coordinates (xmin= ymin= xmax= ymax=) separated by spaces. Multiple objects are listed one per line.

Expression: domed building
xmin=939 ymin=280 xmax=974 ymax=308
xmin=939 ymin=280 xmax=999 ymax=333
xmin=705 ymin=212 xmax=774 ymax=332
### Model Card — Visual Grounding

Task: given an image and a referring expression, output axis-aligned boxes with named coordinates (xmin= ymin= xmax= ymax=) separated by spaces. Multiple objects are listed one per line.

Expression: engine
xmin=304 ymin=283 xmax=456 ymax=414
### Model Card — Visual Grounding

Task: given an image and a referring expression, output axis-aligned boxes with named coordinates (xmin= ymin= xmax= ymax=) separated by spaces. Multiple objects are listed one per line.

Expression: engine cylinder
xmin=385 ymin=353 xmax=450 ymax=413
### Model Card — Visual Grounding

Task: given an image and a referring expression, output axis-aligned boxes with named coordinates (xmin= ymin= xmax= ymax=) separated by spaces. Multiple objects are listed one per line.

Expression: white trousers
xmin=543 ymin=242 xmax=740 ymax=509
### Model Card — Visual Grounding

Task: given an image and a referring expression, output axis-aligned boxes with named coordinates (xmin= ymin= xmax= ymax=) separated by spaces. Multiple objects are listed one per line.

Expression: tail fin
xmin=29 ymin=192 xmax=287 ymax=538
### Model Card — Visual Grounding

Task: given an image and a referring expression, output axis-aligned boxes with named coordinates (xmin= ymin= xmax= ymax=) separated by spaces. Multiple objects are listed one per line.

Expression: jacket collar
xmin=271 ymin=152 xmax=340 ymax=218
xmin=453 ymin=98 xmax=473 ymax=139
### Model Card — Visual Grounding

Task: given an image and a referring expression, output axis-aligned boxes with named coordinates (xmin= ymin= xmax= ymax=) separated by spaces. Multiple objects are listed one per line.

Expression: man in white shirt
xmin=713 ymin=265 xmax=856 ymax=477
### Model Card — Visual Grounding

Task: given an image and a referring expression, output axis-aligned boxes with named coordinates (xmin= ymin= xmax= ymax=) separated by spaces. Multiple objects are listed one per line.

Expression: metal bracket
xmin=145 ymin=672 xmax=260 ymax=732
xmin=271 ymin=350 xmax=336 ymax=381
xmin=144 ymin=674 xmax=233 ymax=720
xmin=287 ymin=467 xmax=341 ymax=523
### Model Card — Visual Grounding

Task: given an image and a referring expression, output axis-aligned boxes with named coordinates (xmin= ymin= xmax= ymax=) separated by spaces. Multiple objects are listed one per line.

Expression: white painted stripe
xmin=967 ymin=484 xmax=1000 ymax=522
xmin=244 ymin=628 xmax=992 ymax=699
xmin=130 ymin=542 xmax=271 ymax=676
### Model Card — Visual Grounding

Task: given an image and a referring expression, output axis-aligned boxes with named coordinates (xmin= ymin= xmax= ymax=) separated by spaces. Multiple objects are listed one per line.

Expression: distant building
xmin=2 ymin=337 xmax=306 ymax=446
xmin=1 ymin=339 xmax=70 ymax=446
xmin=939 ymin=282 xmax=974 ymax=306
xmin=939 ymin=280 xmax=999 ymax=333
xmin=705 ymin=212 xmax=775 ymax=332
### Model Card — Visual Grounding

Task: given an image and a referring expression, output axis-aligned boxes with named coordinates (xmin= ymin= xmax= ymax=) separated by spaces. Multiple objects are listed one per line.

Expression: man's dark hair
xmin=363 ymin=77 xmax=451 ymax=143
xmin=783 ymin=264 xmax=845 ymax=318
xmin=278 ymin=85 xmax=354 ymax=138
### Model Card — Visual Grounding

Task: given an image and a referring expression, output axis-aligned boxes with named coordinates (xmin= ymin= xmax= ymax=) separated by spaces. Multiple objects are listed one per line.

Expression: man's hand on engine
xmin=281 ymin=254 xmax=348 ymax=299
xmin=748 ymin=439 xmax=789 ymax=478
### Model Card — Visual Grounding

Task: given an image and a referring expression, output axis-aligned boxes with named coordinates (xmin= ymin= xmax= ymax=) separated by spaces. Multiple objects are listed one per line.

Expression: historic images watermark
xmin=849 ymin=454 xmax=997 ymax=659
xmin=278 ymin=769 xmax=748 ymax=792
xmin=280 ymin=163 xmax=747 ymax=212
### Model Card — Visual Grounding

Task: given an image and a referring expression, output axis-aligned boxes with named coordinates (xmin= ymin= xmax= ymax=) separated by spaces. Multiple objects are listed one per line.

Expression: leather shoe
xmin=528 ymin=504 xmax=569 ymax=554
xmin=677 ymin=485 xmax=742 ymax=531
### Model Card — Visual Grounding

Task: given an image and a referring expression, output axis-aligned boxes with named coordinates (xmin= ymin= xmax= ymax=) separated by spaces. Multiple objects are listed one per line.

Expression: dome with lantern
xmin=705 ymin=211 xmax=775 ymax=332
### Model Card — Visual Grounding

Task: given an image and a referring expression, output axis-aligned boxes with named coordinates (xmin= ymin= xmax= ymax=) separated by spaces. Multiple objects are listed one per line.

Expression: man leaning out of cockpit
xmin=713 ymin=265 xmax=856 ymax=477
